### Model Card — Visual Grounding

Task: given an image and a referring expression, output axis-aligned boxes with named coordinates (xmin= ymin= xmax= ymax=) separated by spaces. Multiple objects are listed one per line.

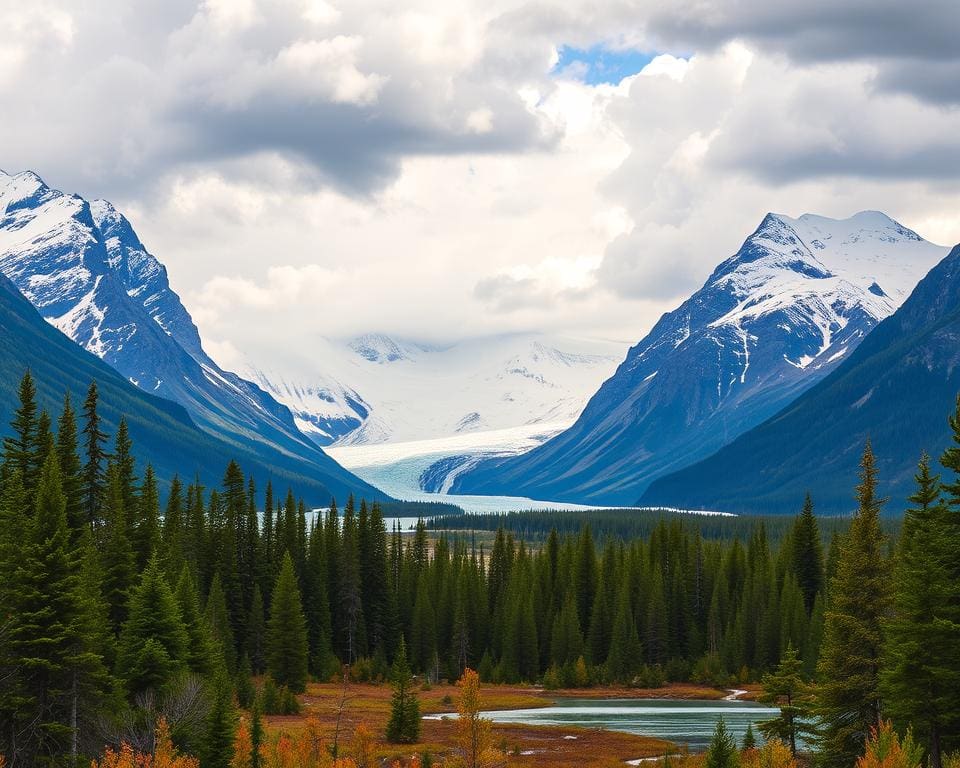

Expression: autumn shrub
xmin=92 ymin=718 xmax=199 ymax=768
xmin=855 ymin=722 xmax=923 ymax=768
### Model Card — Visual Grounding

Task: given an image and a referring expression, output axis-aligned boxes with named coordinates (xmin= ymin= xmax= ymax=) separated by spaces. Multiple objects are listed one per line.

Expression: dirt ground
xmin=261 ymin=681 xmax=750 ymax=767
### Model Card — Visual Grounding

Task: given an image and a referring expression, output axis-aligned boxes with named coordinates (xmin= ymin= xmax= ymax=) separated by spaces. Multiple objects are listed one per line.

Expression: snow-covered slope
xmin=453 ymin=211 xmax=948 ymax=506
xmin=242 ymin=332 xmax=625 ymax=447
xmin=0 ymin=169 xmax=384 ymax=503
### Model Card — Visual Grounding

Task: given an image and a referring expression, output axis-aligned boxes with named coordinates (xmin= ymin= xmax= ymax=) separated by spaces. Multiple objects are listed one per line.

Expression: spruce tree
xmin=201 ymin=672 xmax=236 ymax=768
xmin=56 ymin=392 xmax=86 ymax=538
xmin=881 ymin=453 xmax=960 ymax=767
xmin=246 ymin=584 xmax=267 ymax=675
xmin=205 ymin=573 xmax=237 ymax=675
xmin=266 ymin=552 xmax=309 ymax=693
xmin=135 ymin=464 xmax=161 ymax=570
xmin=705 ymin=717 xmax=739 ymax=768
xmin=175 ymin=567 xmax=217 ymax=677
xmin=3 ymin=371 xmax=39 ymax=494
xmin=606 ymin=579 xmax=642 ymax=683
xmin=815 ymin=442 xmax=892 ymax=768
xmin=115 ymin=555 xmax=190 ymax=696
xmin=81 ymin=380 xmax=108 ymax=525
xmin=386 ymin=637 xmax=420 ymax=744
xmin=791 ymin=493 xmax=824 ymax=613
xmin=758 ymin=643 xmax=812 ymax=756
xmin=101 ymin=462 xmax=136 ymax=634
xmin=4 ymin=451 xmax=103 ymax=764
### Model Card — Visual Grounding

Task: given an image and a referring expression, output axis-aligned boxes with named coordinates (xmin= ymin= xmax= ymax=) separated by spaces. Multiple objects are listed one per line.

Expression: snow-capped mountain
xmin=0 ymin=169 xmax=384 ymax=503
xmin=242 ymin=333 xmax=626 ymax=448
xmin=452 ymin=211 xmax=949 ymax=506
xmin=643 ymin=239 xmax=960 ymax=513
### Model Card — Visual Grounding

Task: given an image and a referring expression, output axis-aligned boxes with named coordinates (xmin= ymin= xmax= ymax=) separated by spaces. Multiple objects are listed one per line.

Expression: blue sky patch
xmin=553 ymin=44 xmax=657 ymax=85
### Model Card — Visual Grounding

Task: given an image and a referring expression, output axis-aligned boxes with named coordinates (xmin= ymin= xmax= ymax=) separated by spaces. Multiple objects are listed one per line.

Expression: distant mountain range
xmin=642 ymin=241 xmax=960 ymax=513
xmin=451 ymin=212 xmax=948 ymax=506
xmin=241 ymin=332 xmax=625 ymax=447
xmin=0 ymin=169 xmax=384 ymax=504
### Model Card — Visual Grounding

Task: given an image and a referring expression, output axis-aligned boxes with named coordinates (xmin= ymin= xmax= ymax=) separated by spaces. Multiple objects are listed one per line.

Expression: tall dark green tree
xmin=791 ymin=493 xmax=824 ymax=613
xmin=266 ymin=552 xmax=309 ymax=693
xmin=704 ymin=717 xmax=739 ymax=768
xmin=101 ymin=462 xmax=136 ymax=635
xmin=3 ymin=371 xmax=39 ymax=493
xmin=758 ymin=644 xmax=812 ymax=756
xmin=816 ymin=442 xmax=892 ymax=768
xmin=2 ymin=452 xmax=106 ymax=765
xmin=386 ymin=637 xmax=420 ymax=744
xmin=115 ymin=555 xmax=190 ymax=696
xmin=81 ymin=380 xmax=108 ymax=525
xmin=55 ymin=392 xmax=85 ymax=536
xmin=881 ymin=452 xmax=960 ymax=768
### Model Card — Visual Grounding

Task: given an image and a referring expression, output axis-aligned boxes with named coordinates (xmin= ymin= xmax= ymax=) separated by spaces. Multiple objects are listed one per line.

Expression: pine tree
xmin=56 ymin=392 xmax=86 ymax=537
xmin=175 ymin=567 xmax=217 ymax=677
xmin=791 ymin=493 xmax=824 ymax=613
xmin=742 ymin=724 xmax=756 ymax=751
xmin=3 ymin=451 xmax=105 ymax=764
xmin=606 ymin=579 xmax=642 ymax=684
xmin=3 ymin=371 xmax=39 ymax=494
xmin=759 ymin=644 xmax=813 ymax=756
xmin=881 ymin=453 xmax=960 ymax=767
xmin=101 ymin=462 xmax=136 ymax=634
xmin=705 ymin=717 xmax=740 ymax=768
xmin=266 ymin=553 xmax=309 ymax=693
xmin=246 ymin=584 xmax=267 ymax=675
xmin=135 ymin=464 xmax=161 ymax=570
xmin=386 ymin=638 xmax=420 ymax=744
xmin=116 ymin=555 xmax=190 ymax=696
xmin=81 ymin=380 xmax=108 ymax=525
xmin=162 ymin=474 xmax=186 ymax=577
xmin=202 ymin=673 xmax=236 ymax=768
xmin=205 ymin=573 xmax=237 ymax=675
xmin=816 ymin=442 xmax=892 ymax=768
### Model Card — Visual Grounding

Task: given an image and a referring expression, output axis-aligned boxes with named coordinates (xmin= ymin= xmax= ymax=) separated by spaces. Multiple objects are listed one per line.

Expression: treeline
xmin=429 ymin=507 xmax=881 ymax=545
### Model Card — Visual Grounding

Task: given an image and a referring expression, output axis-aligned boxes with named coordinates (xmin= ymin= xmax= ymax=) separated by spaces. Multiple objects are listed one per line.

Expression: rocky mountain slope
xmin=451 ymin=211 xmax=947 ymax=506
xmin=0 ymin=169 xmax=384 ymax=503
xmin=642 ymin=241 xmax=960 ymax=513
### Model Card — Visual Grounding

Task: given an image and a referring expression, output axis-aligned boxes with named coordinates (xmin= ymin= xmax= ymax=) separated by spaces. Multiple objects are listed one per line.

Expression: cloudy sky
xmin=3 ymin=0 xmax=960 ymax=372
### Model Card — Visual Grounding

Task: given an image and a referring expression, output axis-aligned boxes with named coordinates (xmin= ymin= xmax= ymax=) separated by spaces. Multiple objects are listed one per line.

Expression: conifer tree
xmin=175 ymin=567 xmax=217 ymax=677
xmin=246 ymin=584 xmax=267 ymax=675
xmin=3 ymin=371 xmax=39 ymax=494
xmin=882 ymin=452 xmax=960 ymax=767
xmin=81 ymin=380 xmax=108 ymax=527
xmin=791 ymin=494 xmax=824 ymax=613
xmin=606 ymin=579 xmax=642 ymax=683
xmin=101 ymin=462 xmax=136 ymax=634
xmin=135 ymin=464 xmax=161 ymax=570
xmin=56 ymin=392 xmax=86 ymax=536
xmin=113 ymin=418 xmax=138 ymax=521
xmin=705 ymin=717 xmax=740 ymax=768
xmin=386 ymin=638 xmax=420 ymax=744
xmin=162 ymin=474 xmax=186 ymax=577
xmin=205 ymin=573 xmax=237 ymax=675
xmin=201 ymin=672 xmax=236 ymax=768
xmin=759 ymin=644 xmax=813 ymax=756
xmin=115 ymin=555 xmax=190 ymax=696
xmin=816 ymin=442 xmax=892 ymax=768
xmin=266 ymin=553 xmax=309 ymax=693
xmin=4 ymin=451 xmax=104 ymax=765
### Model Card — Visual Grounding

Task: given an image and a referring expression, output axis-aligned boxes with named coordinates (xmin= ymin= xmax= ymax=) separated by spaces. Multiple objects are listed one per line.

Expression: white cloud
xmin=1 ymin=0 xmax=959 ymax=379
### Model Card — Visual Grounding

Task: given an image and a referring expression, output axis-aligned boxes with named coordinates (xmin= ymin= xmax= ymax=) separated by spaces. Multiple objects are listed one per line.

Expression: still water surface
xmin=478 ymin=697 xmax=778 ymax=751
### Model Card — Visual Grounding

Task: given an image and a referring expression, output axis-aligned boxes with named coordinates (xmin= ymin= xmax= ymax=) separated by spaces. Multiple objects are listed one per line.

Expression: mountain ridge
xmin=450 ymin=210 xmax=947 ymax=506
xmin=0 ymin=169 xmax=385 ymax=502
xmin=641 ymin=241 xmax=960 ymax=513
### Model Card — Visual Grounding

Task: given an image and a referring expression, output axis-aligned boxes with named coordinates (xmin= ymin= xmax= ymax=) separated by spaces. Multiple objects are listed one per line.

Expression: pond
xmin=476 ymin=697 xmax=779 ymax=751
